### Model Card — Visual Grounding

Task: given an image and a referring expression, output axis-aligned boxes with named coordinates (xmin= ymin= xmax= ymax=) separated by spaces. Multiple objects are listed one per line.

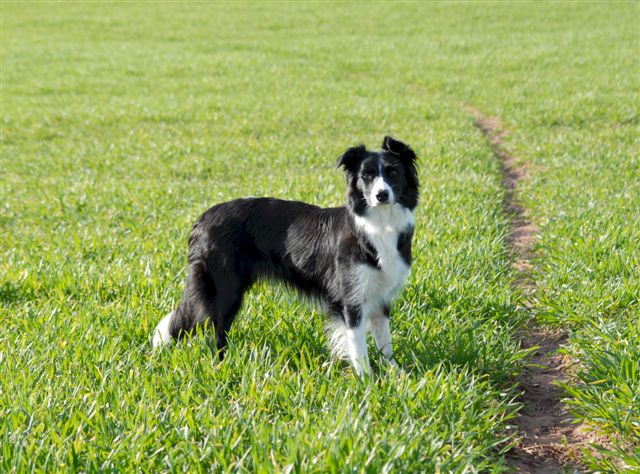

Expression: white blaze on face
xmin=369 ymin=161 xmax=394 ymax=206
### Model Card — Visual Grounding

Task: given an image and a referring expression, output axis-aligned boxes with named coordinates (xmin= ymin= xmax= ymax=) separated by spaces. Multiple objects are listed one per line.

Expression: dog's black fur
xmin=154 ymin=136 xmax=418 ymax=374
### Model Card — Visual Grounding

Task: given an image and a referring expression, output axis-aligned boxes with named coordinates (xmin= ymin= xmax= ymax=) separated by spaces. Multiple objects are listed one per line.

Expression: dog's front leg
xmin=369 ymin=305 xmax=398 ymax=368
xmin=344 ymin=304 xmax=370 ymax=377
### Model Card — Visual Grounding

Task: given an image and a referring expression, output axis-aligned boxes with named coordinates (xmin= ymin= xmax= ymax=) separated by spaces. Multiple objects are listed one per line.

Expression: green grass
xmin=1 ymin=2 xmax=638 ymax=472
xmin=461 ymin=5 xmax=640 ymax=468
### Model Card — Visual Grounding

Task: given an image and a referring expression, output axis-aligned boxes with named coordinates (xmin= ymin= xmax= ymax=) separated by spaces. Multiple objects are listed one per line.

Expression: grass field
xmin=1 ymin=2 xmax=638 ymax=472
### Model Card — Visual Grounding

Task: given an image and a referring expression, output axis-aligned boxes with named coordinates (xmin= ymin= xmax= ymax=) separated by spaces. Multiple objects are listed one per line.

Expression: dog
xmin=153 ymin=136 xmax=419 ymax=376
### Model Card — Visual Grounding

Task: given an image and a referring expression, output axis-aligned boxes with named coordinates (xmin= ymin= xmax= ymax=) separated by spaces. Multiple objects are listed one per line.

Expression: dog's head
xmin=337 ymin=136 xmax=419 ymax=215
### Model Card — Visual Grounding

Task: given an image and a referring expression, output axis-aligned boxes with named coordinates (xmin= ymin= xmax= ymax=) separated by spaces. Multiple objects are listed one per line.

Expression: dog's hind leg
xmin=210 ymin=271 xmax=246 ymax=360
xmin=153 ymin=256 xmax=247 ymax=362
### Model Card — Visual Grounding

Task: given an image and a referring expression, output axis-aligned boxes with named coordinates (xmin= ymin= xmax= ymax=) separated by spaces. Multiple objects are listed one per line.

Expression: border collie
xmin=153 ymin=136 xmax=419 ymax=376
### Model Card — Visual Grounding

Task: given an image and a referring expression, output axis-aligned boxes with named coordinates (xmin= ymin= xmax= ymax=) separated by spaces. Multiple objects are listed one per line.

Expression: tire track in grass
xmin=465 ymin=106 xmax=584 ymax=473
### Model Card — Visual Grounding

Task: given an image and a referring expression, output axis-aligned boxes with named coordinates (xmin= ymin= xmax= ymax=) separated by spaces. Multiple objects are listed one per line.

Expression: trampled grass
xmin=1 ymin=2 xmax=638 ymax=472
xmin=462 ymin=6 xmax=640 ymax=468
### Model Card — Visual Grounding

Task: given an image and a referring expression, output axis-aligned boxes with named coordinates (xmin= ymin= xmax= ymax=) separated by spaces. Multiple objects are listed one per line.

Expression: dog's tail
xmin=152 ymin=310 xmax=175 ymax=348
xmin=152 ymin=260 xmax=216 ymax=349
xmin=325 ymin=318 xmax=350 ymax=360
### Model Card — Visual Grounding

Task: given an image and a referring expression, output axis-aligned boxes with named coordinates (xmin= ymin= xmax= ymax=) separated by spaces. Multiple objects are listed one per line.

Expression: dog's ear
xmin=382 ymin=136 xmax=416 ymax=163
xmin=384 ymin=136 xmax=419 ymax=190
xmin=336 ymin=144 xmax=366 ymax=171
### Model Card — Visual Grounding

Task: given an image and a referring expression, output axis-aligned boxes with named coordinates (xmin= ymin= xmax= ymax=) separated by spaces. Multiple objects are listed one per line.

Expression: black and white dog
xmin=153 ymin=136 xmax=419 ymax=376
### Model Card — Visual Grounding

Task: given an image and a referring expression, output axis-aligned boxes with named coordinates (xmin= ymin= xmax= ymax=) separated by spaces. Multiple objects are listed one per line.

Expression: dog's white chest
xmin=353 ymin=206 xmax=414 ymax=308
xmin=358 ymin=238 xmax=409 ymax=304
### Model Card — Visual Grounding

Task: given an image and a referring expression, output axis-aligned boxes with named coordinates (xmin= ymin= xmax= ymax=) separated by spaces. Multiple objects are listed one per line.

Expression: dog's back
xmin=190 ymin=197 xmax=346 ymax=297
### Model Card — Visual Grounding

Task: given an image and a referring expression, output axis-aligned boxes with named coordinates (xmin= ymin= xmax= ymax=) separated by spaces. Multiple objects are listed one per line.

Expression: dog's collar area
xmin=351 ymin=206 xmax=415 ymax=238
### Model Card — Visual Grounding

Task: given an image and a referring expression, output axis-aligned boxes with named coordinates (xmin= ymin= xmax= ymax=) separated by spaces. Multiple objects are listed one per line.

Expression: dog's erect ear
xmin=384 ymin=136 xmax=419 ymax=192
xmin=382 ymin=136 xmax=417 ymax=163
xmin=336 ymin=144 xmax=366 ymax=171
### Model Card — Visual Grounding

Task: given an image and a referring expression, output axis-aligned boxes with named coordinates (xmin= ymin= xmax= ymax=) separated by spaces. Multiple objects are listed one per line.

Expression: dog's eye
xmin=386 ymin=167 xmax=398 ymax=177
xmin=361 ymin=172 xmax=374 ymax=180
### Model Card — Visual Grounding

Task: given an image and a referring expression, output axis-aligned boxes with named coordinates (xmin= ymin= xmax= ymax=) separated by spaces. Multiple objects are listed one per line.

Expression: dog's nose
xmin=376 ymin=190 xmax=389 ymax=202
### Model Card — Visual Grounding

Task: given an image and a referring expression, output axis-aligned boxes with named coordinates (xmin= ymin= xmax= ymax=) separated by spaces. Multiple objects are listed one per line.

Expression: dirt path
xmin=465 ymin=106 xmax=585 ymax=473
